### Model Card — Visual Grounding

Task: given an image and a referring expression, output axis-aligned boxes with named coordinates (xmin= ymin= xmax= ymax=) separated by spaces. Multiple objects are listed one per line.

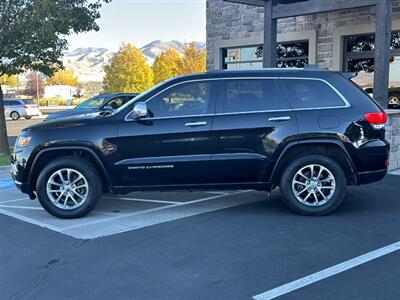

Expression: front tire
xmin=36 ymin=157 xmax=102 ymax=219
xmin=279 ymin=154 xmax=346 ymax=216
xmin=10 ymin=111 xmax=20 ymax=120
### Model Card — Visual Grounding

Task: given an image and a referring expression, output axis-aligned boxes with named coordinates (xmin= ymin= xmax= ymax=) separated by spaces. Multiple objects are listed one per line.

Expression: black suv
xmin=11 ymin=69 xmax=390 ymax=218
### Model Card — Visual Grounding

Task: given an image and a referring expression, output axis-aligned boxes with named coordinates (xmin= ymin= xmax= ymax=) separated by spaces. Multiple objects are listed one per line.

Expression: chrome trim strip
xmin=124 ymin=76 xmax=351 ymax=121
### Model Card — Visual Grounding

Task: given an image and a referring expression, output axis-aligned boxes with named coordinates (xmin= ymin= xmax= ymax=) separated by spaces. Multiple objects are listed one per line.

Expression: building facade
xmin=206 ymin=0 xmax=400 ymax=89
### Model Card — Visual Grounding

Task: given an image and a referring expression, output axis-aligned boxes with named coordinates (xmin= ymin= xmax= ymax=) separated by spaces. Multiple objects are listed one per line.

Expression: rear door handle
xmin=185 ymin=121 xmax=207 ymax=127
xmin=268 ymin=116 xmax=291 ymax=122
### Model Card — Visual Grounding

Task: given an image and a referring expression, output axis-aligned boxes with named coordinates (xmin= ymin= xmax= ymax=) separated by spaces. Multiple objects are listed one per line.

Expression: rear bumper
xmin=356 ymin=168 xmax=387 ymax=185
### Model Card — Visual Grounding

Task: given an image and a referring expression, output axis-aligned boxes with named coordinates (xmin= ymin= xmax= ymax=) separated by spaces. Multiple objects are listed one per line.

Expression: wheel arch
xmin=270 ymin=139 xmax=358 ymax=188
xmin=28 ymin=146 xmax=112 ymax=193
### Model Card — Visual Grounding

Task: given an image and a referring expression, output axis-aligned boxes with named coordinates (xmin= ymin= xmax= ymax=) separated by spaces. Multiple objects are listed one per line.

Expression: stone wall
xmin=386 ymin=111 xmax=400 ymax=171
xmin=206 ymin=0 xmax=400 ymax=70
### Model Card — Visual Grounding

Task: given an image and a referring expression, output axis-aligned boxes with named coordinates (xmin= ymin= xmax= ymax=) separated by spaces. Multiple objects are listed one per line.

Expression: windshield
xmin=75 ymin=95 xmax=110 ymax=109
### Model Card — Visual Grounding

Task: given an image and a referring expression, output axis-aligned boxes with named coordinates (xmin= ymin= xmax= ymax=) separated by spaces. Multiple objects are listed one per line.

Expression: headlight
xmin=17 ymin=136 xmax=32 ymax=147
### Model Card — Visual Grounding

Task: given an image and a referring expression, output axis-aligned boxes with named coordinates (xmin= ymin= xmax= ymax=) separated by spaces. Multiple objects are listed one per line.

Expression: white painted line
xmin=0 ymin=197 xmax=29 ymax=204
xmin=103 ymin=196 xmax=182 ymax=205
xmin=61 ymin=190 xmax=251 ymax=232
xmin=253 ymin=241 xmax=400 ymax=300
xmin=0 ymin=208 xmax=63 ymax=231
xmin=0 ymin=204 xmax=43 ymax=210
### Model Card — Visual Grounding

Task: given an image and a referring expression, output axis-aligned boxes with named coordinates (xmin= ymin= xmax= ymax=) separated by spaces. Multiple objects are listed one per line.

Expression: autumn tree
xmin=47 ymin=70 xmax=79 ymax=87
xmin=0 ymin=0 xmax=111 ymax=156
xmin=103 ymin=43 xmax=153 ymax=93
xmin=152 ymin=49 xmax=182 ymax=84
xmin=24 ymin=72 xmax=45 ymax=100
xmin=179 ymin=42 xmax=207 ymax=75
xmin=0 ymin=75 xmax=18 ymax=87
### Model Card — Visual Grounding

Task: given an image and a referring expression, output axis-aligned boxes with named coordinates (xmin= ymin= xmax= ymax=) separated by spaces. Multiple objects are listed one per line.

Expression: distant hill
xmin=63 ymin=41 xmax=206 ymax=82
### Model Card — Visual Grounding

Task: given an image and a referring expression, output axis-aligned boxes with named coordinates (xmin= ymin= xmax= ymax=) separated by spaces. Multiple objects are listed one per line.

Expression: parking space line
xmin=103 ymin=196 xmax=182 ymax=205
xmin=253 ymin=241 xmax=400 ymax=300
xmin=0 ymin=197 xmax=29 ymax=204
xmin=0 ymin=207 xmax=63 ymax=231
xmin=0 ymin=204 xmax=43 ymax=210
xmin=60 ymin=190 xmax=250 ymax=232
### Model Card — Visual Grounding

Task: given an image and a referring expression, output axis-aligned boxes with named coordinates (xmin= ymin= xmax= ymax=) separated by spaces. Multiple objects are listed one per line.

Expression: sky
xmin=66 ymin=0 xmax=206 ymax=51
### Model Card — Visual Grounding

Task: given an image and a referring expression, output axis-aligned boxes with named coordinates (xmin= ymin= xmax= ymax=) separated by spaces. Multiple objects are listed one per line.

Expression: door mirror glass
xmin=133 ymin=102 xmax=148 ymax=119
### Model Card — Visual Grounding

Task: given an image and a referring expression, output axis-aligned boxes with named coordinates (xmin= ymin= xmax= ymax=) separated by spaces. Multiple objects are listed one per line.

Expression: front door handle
xmin=185 ymin=121 xmax=207 ymax=127
xmin=268 ymin=116 xmax=291 ymax=122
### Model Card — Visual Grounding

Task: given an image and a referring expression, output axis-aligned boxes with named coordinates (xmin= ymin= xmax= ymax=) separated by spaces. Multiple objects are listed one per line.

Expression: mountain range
xmin=63 ymin=41 xmax=206 ymax=82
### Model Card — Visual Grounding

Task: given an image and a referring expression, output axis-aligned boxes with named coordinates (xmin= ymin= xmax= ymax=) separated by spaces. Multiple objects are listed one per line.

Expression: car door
xmin=210 ymin=78 xmax=298 ymax=185
xmin=3 ymin=101 xmax=10 ymax=116
xmin=114 ymin=80 xmax=216 ymax=187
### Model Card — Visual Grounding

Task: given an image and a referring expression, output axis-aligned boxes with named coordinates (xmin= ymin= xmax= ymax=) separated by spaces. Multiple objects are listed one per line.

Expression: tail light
xmin=364 ymin=112 xmax=387 ymax=129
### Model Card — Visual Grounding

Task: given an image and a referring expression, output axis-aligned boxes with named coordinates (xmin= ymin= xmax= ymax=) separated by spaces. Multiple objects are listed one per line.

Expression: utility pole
xmin=35 ymin=72 xmax=39 ymax=103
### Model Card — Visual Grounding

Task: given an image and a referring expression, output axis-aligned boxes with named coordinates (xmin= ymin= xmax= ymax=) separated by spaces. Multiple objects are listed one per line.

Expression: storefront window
xmin=223 ymin=40 xmax=309 ymax=70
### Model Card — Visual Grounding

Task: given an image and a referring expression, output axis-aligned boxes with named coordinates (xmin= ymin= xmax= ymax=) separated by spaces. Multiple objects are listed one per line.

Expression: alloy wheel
xmin=291 ymin=164 xmax=336 ymax=207
xmin=46 ymin=168 xmax=89 ymax=210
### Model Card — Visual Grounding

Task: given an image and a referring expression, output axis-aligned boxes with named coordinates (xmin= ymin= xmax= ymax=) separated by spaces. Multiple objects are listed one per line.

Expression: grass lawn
xmin=0 ymin=149 xmax=12 ymax=166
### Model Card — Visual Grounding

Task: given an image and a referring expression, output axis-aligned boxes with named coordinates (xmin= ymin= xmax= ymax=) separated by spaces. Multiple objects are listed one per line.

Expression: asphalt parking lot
xmin=0 ymin=166 xmax=399 ymax=299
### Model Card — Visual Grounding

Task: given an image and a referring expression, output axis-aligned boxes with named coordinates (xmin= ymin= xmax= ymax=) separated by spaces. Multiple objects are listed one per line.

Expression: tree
xmin=0 ymin=0 xmax=111 ymax=156
xmin=0 ymin=75 xmax=18 ymax=88
xmin=103 ymin=43 xmax=153 ymax=93
xmin=152 ymin=49 xmax=182 ymax=84
xmin=24 ymin=72 xmax=45 ymax=100
xmin=179 ymin=42 xmax=207 ymax=75
xmin=47 ymin=70 xmax=79 ymax=87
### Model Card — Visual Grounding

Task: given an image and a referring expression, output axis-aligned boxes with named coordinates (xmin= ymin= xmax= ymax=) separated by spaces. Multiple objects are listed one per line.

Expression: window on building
xmin=281 ymin=79 xmax=345 ymax=109
xmin=147 ymin=81 xmax=211 ymax=118
xmin=222 ymin=40 xmax=309 ymax=70
xmin=221 ymin=79 xmax=279 ymax=113
xmin=343 ymin=31 xmax=400 ymax=91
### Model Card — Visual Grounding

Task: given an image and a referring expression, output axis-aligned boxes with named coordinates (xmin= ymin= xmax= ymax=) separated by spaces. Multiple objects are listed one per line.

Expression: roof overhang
xmin=224 ymin=0 xmax=378 ymax=19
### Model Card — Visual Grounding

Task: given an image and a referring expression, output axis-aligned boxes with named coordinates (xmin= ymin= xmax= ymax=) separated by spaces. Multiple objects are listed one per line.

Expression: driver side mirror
xmin=133 ymin=102 xmax=148 ymax=119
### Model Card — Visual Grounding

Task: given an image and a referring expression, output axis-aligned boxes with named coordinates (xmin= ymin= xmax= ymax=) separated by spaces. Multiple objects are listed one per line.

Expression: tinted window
xmin=221 ymin=79 xmax=279 ymax=113
xmin=4 ymin=101 xmax=10 ymax=106
xmin=107 ymin=96 xmax=133 ymax=109
xmin=11 ymin=101 xmax=21 ymax=106
xmin=22 ymin=99 xmax=35 ymax=105
xmin=281 ymin=79 xmax=345 ymax=109
xmin=147 ymin=81 xmax=211 ymax=118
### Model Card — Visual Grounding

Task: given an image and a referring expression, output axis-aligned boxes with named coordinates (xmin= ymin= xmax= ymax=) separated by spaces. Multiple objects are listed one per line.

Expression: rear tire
xmin=24 ymin=116 xmax=32 ymax=120
xmin=279 ymin=154 xmax=346 ymax=216
xmin=36 ymin=157 xmax=102 ymax=219
xmin=10 ymin=111 xmax=20 ymax=120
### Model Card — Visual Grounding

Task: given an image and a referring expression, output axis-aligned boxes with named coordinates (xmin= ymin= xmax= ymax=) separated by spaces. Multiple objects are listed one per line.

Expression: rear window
xmin=22 ymin=99 xmax=36 ymax=105
xmin=281 ymin=79 xmax=346 ymax=109
xmin=221 ymin=79 xmax=279 ymax=113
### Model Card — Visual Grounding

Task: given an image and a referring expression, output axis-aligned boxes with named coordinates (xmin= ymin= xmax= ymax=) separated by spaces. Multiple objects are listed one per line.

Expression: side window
xmin=147 ymin=81 xmax=211 ymax=118
xmin=4 ymin=101 xmax=10 ymax=106
xmin=107 ymin=97 xmax=129 ymax=109
xmin=281 ymin=79 xmax=345 ymax=109
xmin=221 ymin=79 xmax=279 ymax=113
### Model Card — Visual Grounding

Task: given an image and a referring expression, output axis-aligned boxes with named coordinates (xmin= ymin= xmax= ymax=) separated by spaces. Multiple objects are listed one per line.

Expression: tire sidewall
xmin=36 ymin=158 xmax=102 ymax=219
xmin=280 ymin=155 xmax=346 ymax=216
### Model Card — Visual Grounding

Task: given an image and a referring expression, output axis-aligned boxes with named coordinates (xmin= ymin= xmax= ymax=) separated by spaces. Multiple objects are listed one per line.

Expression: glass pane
xmin=226 ymin=62 xmax=263 ymax=70
xmin=223 ymin=79 xmax=279 ymax=113
xmin=147 ymin=82 xmax=210 ymax=118
xmin=277 ymin=41 xmax=309 ymax=59
xmin=345 ymin=34 xmax=375 ymax=52
xmin=282 ymin=79 xmax=345 ymax=109
xmin=277 ymin=59 xmax=308 ymax=68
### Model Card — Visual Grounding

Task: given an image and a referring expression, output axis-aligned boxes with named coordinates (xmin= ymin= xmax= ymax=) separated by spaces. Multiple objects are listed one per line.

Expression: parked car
xmin=44 ymin=93 xmax=139 ymax=121
xmin=3 ymin=98 xmax=42 ymax=120
xmin=364 ymin=87 xmax=400 ymax=109
xmin=11 ymin=69 xmax=389 ymax=218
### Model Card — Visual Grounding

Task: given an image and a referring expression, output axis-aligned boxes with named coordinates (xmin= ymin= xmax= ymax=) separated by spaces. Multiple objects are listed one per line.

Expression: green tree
xmin=0 ymin=75 xmax=18 ymax=87
xmin=103 ymin=43 xmax=153 ymax=93
xmin=152 ymin=49 xmax=182 ymax=84
xmin=179 ymin=42 xmax=207 ymax=75
xmin=47 ymin=70 xmax=79 ymax=87
xmin=0 ymin=0 xmax=110 ymax=155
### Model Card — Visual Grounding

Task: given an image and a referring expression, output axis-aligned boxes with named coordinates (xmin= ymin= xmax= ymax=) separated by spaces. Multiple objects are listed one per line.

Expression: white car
xmin=3 ymin=99 xmax=42 ymax=120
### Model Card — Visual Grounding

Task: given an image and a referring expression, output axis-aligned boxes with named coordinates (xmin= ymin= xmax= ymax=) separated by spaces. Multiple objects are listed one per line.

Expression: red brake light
xmin=24 ymin=105 xmax=28 ymax=109
xmin=364 ymin=112 xmax=387 ymax=125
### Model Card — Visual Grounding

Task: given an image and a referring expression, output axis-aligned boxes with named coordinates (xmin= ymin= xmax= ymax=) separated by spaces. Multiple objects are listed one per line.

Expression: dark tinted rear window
xmin=222 ymin=79 xmax=279 ymax=113
xmin=23 ymin=99 xmax=35 ymax=105
xmin=281 ymin=79 xmax=345 ymax=109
